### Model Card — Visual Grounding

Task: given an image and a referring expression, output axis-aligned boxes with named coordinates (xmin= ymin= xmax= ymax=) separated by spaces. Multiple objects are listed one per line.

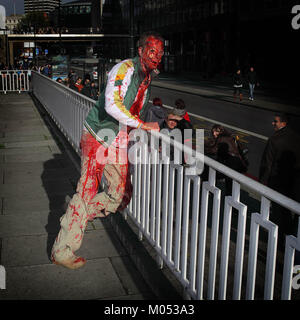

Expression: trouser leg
xmin=52 ymin=132 xmax=132 ymax=262
xmin=89 ymin=146 xmax=131 ymax=215
xmin=51 ymin=131 xmax=104 ymax=261
xmin=249 ymin=84 xmax=255 ymax=99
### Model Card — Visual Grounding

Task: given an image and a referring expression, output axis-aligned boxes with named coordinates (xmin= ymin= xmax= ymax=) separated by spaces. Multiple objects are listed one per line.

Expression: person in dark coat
xmin=69 ymin=80 xmax=79 ymax=92
xmin=205 ymin=125 xmax=248 ymax=173
xmin=233 ymin=69 xmax=243 ymax=101
xmin=173 ymin=98 xmax=192 ymax=131
xmin=90 ymin=81 xmax=99 ymax=100
xmin=247 ymin=66 xmax=259 ymax=101
xmin=81 ymin=78 xmax=92 ymax=98
xmin=259 ymin=113 xmax=300 ymax=199
xmin=259 ymin=113 xmax=300 ymax=245
xmin=205 ymin=124 xmax=248 ymax=194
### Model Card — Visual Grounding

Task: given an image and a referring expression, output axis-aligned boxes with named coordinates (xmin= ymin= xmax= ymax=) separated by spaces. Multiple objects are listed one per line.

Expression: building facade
xmin=120 ymin=0 xmax=297 ymax=85
xmin=6 ymin=14 xmax=24 ymax=32
xmin=24 ymin=0 xmax=61 ymax=14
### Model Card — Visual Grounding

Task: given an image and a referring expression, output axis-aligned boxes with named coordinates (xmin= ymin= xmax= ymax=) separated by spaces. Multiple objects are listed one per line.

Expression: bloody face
xmin=140 ymin=36 xmax=164 ymax=72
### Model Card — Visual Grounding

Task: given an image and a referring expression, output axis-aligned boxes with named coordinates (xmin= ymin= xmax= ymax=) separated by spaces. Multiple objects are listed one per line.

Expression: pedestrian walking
xmin=233 ymin=69 xmax=243 ymax=101
xmin=51 ymin=31 xmax=164 ymax=269
xmin=247 ymin=66 xmax=259 ymax=101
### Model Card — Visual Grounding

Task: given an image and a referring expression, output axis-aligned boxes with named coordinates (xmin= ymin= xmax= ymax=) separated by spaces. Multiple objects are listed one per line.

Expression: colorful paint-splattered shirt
xmin=84 ymin=56 xmax=151 ymax=147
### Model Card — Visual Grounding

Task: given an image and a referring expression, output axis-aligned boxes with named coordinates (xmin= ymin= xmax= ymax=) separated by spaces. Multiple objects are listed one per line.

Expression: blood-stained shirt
xmin=84 ymin=56 xmax=151 ymax=146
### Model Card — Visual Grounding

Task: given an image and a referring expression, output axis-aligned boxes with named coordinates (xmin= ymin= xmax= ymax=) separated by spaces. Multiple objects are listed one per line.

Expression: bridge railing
xmin=32 ymin=71 xmax=95 ymax=154
xmin=31 ymin=71 xmax=300 ymax=300
xmin=0 ymin=70 xmax=30 ymax=93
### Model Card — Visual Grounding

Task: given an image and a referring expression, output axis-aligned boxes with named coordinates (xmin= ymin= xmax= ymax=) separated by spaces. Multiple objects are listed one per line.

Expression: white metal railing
xmin=0 ymin=70 xmax=30 ymax=93
xmin=31 ymin=71 xmax=300 ymax=300
xmin=32 ymin=71 xmax=95 ymax=154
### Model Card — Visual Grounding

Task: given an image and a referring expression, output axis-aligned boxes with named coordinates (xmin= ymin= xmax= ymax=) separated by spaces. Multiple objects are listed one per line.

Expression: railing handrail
xmin=0 ymin=69 xmax=30 ymax=93
xmin=31 ymin=70 xmax=96 ymax=103
xmin=150 ymin=130 xmax=300 ymax=215
xmin=0 ymin=69 xmax=30 ymax=72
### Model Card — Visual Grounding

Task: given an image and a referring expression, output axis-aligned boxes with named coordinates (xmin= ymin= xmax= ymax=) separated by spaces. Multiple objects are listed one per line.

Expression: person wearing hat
xmin=159 ymin=109 xmax=184 ymax=162
xmin=174 ymin=98 xmax=191 ymax=123
xmin=160 ymin=108 xmax=184 ymax=131
xmin=172 ymin=99 xmax=194 ymax=165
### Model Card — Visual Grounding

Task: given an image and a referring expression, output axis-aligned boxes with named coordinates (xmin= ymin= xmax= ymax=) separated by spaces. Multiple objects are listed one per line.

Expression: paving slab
xmin=4 ymin=119 xmax=43 ymax=128
xmin=0 ymin=180 xmax=74 ymax=198
xmin=0 ymin=211 xmax=51 ymax=237
xmin=3 ymin=168 xmax=79 ymax=185
xmin=0 ymin=133 xmax=52 ymax=144
xmin=3 ymin=160 xmax=67 ymax=172
xmin=1 ymin=228 xmax=127 ymax=267
xmin=0 ymin=259 xmax=126 ymax=300
xmin=3 ymin=152 xmax=60 ymax=163
xmin=3 ymin=140 xmax=57 ymax=149
xmin=0 ymin=145 xmax=52 ymax=156
xmin=2 ymin=195 xmax=66 ymax=214
xmin=3 ymin=128 xmax=50 ymax=137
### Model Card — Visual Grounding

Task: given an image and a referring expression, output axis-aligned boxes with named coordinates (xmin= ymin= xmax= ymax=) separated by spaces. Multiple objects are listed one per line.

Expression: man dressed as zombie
xmin=51 ymin=32 xmax=164 ymax=269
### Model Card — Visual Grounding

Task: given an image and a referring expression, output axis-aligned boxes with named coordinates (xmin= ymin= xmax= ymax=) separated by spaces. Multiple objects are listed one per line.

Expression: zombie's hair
xmin=137 ymin=31 xmax=164 ymax=49
xmin=153 ymin=97 xmax=163 ymax=106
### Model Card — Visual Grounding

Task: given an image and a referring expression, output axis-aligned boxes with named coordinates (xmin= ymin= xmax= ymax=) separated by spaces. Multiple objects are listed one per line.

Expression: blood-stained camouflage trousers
xmin=51 ymin=130 xmax=132 ymax=261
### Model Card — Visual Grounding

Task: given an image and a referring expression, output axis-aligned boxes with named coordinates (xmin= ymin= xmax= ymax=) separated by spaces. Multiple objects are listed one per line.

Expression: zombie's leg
xmin=88 ymin=145 xmax=131 ymax=216
xmin=51 ymin=131 xmax=106 ymax=268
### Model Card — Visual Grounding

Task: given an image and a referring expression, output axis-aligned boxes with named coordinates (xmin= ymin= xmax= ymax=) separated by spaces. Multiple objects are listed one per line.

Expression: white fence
xmin=0 ymin=70 xmax=30 ymax=93
xmin=31 ymin=71 xmax=300 ymax=300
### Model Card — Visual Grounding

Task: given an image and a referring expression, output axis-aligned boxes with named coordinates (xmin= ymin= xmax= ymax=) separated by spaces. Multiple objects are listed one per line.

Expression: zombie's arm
xmin=104 ymin=60 xmax=143 ymax=129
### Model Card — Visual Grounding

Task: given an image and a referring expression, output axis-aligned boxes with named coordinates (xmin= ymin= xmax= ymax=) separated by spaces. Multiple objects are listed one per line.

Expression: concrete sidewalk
xmin=152 ymin=74 xmax=300 ymax=117
xmin=0 ymin=92 xmax=158 ymax=300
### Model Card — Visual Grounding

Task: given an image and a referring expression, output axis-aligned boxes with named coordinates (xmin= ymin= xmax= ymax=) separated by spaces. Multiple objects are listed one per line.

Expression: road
xmin=150 ymin=85 xmax=300 ymax=179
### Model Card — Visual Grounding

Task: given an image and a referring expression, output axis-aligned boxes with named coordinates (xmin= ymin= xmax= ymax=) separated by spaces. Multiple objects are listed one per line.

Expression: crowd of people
xmin=0 ymin=61 xmax=100 ymax=100
xmin=55 ymin=71 xmax=99 ymax=100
